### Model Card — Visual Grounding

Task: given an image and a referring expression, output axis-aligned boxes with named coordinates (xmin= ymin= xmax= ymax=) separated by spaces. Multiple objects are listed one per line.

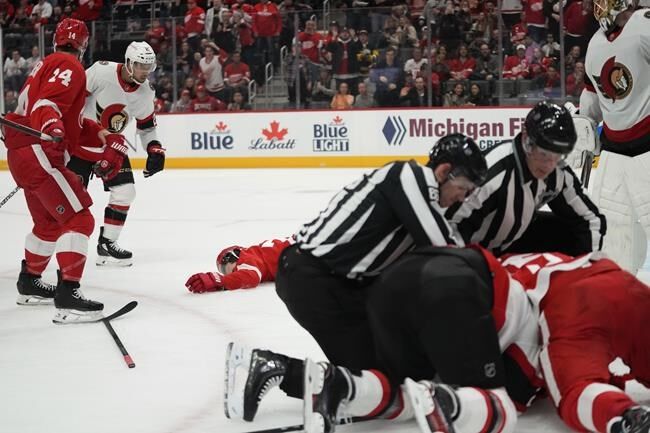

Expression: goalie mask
xmin=216 ymin=246 xmax=242 ymax=274
xmin=593 ymin=0 xmax=638 ymax=33
xmin=124 ymin=41 xmax=157 ymax=85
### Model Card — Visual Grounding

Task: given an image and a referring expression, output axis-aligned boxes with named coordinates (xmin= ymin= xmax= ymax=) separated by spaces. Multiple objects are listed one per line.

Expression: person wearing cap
xmin=189 ymin=84 xmax=227 ymax=112
xmin=447 ymin=101 xmax=606 ymax=256
xmin=326 ymin=26 xmax=362 ymax=94
xmin=502 ymin=43 xmax=530 ymax=79
xmin=171 ymin=89 xmax=193 ymax=113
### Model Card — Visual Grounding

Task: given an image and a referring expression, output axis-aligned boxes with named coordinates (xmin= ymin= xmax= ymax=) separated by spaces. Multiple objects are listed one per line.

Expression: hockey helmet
xmin=216 ymin=246 xmax=242 ymax=274
xmin=593 ymin=0 xmax=638 ymax=33
xmin=427 ymin=133 xmax=488 ymax=185
xmin=524 ymin=101 xmax=577 ymax=155
xmin=53 ymin=18 xmax=89 ymax=58
xmin=124 ymin=41 xmax=157 ymax=84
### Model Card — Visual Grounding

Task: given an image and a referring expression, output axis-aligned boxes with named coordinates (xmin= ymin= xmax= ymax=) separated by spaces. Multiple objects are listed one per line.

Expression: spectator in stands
xmin=541 ymin=32 xmax=561 ymax=59
xmin=466 ymin=82 xmax=490 ymax=106
xmin=400 ymin=75 xmax=428 ymax=107
xmin=533 ymin=63 xmax=560 ymax=97
xmin=4 ymin=50 xmax=27 ymax=92
xmin=353 ymin=81 xmax=375 ymax=108
xmin=74 ymin=0 xmax=103 ymax=22
xmin=566 ymin=61 xmax=586 ymax=97
xmin=377 ymin=16 xmax=401 ymax=51
xmin=205 ymin=0 xmax=227 ymax=40
xmin=0 ymin=0 xmax=15 ymax=26
xmin=298 ymin=20 xmax=323 ymax=81
xmin=177 ymin=41 xmax=196 ymax=79
xmin=145 ymin=18 xmax=167 ymax=53
xmin=327 ymin=27 xmax=362 ymax=95
xmin=214 ymin=9 xmax=237 ymax=54
xmin=438 ymin=4 xmax=464 ymax=54
xmin=199 ymin=43 xmax=226 ymax=101
xmin=7 ymin=6 xmax=30 ymax=34
xmin=278 ymin=0 xmax=313 ymax=50
xmin=32 ymin=0 xmax=52 ymax=26
xmin=25 ymin=46 xmax=41 ymax=74
xmin=286 ymin=54 xmax=310 ymax=108
xmin=185 ymin=0 xmax=207 ymax=52
xmin=430 ymin=50 xmax=450 ymax=83
xmin=231 ymin=8 xmax=255 ymax=68
xmin=224 ymin=51 xmax=251 ymax=98
xmin=523 ymin=0 xmax=546 ymax=42
xmin=564 ymin=45 xmax=582 ymax=74
xmin=563 ymin=0 xmax=591 ymax=56
xmin=397 ymin=15 xmax=419 ymax=48
xmin=182 ymin=76 xmax=197 ymax=97
xmin=543 ymin=0 xmax=561 ymax=37
xmin=4 ymin=90 xmax=18 ymax=113
xmin=404 ymin=47 xmax=427 ymax=80
xmin=528 ymin=46 xmax=548 ymax=79
xmin=502 ymin=0 xmax=523 ymax=29
xmin=370 ymin=47 xmax=403 ymax=107
xmin=356 ymin=29 xmax=378 ymax=78
xmin=171 ymin=89 xmax=193 ymax=113
xmin=190 ymin=84 xmax=227 ymax=112
xmin=471 ymin=43 xmax=498 ymax=82
xmin=330 ymin=82 xmax=354 ymax=110
xmin=310 ymin=68 xmax=336 ymax=104
xmin=253 ymin=0 xmax=281 ymax=68
xmin=228 ymin=90 xmax=252 ymax=111
xmin=449 ymin=44 xmax=476 ymax=81
xmin=443 ymin=81 xmax=469 ymax=106
xmin=503 ymin=44 xmax=529 ymax=79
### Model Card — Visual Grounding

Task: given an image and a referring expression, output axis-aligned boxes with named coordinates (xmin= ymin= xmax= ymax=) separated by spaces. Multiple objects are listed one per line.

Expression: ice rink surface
xmin=1 ymin=168 xmax=648 ymax=433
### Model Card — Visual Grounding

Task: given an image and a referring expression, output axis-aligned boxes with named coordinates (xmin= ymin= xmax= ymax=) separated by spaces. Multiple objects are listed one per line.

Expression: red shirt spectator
xmin=564 ymin=1 xmax=590 ymax=36
xmin=0 ymin=0 xmax=15 ymax=21
xmin=224 ymin=52 xmax=251 ymax=88
xmin=74 ymin=0 xmax=102 ymax=21
xmin=190 ymin=85 xmax=227 ymax=112
xmin=145 ymin=19 xmax=167 ymax=52
xmin=253 ymin=0 xmax=281 ymax=37
xmin=510 ymin=22 xmax=526 ymax=43
xmin=503 ymin=44 xmax=530 ymax=79
xmin=448 ymin=45 xmax=476 ymax=80
xmin=185 ymin=0 xmax=206 ymax=38
xmin=298 ymin=20 xmax=322 ymax=63
xmin=566 ymin=61 xmax=586 ymax=96
xmin=523 ymin=0 xmax=545 ymax=27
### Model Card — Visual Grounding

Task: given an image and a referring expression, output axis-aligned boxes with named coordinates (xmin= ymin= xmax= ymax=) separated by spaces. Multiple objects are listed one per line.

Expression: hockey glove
xmin=40 ymin=118 xmax=65 ymax=161
xmin=144 ymin=141 xmax=165 ymax=178
xmin=185 ymin=272 xmax=225 ymax=293
xmin=94 ymin=134 xmax=128 ymax=181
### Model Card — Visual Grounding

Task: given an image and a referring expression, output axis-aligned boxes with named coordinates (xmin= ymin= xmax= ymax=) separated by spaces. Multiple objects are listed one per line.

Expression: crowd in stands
xmin=1 ymin=0 xmax=599 ymax=111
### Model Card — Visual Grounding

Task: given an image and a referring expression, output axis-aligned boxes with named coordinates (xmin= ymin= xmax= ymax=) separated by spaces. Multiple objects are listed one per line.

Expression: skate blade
xmin=52 ymin=309 xmax=104 ymax=324
xmin=16 ymin=294 xmax=54 ymax=305
xmin=224 ymin=342 xmax=252 ymax=419
xmin=404 ymin=378 xmax=453 ymax=433
xmin=303 ymin=358 xmax=326 ymax=433
xmin=96 ymin=256 xmax=133 ymax=267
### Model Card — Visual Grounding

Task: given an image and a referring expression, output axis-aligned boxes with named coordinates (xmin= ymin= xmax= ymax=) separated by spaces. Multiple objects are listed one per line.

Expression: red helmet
xmin=216 ymin=246 xmax=242 ymax=274
xmin=53 ymin=18 xmax=89 ymax=55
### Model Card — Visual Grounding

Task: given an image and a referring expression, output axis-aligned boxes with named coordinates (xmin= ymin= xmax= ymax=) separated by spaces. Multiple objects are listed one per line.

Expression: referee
xmin=447 ymin=101 xmax=606 ymax=256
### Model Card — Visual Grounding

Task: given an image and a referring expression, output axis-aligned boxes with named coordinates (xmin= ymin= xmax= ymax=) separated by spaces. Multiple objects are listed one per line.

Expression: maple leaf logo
xmin=332 ymin=115 xmax=343 ymax=124
xmin=215 ymin=121 xmax=228 ymax=132
xmin=262 ymin=121 xmax=288 ymax=140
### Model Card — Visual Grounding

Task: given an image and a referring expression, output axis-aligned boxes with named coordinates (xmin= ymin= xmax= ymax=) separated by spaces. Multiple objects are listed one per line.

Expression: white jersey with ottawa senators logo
xmin=584 ymin=9 xmax=650 ymax=143
xmin=82 ymin=61 xmax=158 ymax=155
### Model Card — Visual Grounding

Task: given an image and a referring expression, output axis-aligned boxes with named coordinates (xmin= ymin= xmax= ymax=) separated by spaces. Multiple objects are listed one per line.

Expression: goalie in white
xmin=579 ymin=0 xmax=650 ymax=273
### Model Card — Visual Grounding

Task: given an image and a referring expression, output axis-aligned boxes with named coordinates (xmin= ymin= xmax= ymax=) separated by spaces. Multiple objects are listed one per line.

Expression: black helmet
xmin=525 ymin=101 xmax=577 ymax=155
xmin=427 ymin=133 xmax=488 ymax=185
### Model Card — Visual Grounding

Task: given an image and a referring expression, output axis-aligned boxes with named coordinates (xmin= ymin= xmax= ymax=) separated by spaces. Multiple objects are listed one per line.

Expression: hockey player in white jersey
xmin=67 ymin=41 xmax=165 ymax=266
xmin=579 ymin=0 xmax=650 ymax=273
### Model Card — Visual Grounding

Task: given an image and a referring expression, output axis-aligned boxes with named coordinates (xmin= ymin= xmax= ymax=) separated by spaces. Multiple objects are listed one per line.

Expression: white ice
xmin=1 ymin=168 xmax=648 ymax=433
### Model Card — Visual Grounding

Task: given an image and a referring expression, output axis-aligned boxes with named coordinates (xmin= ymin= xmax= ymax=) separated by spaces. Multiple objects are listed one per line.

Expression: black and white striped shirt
xmin=447 ymin=137 xmax=606 ymax=255
xmin=296 ymin=160 xmax=464 ymax=279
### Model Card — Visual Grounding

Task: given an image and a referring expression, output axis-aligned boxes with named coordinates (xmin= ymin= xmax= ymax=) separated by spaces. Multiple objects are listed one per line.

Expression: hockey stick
xmin=0 ymin=186 xmax=20 ymax=209
xmin=98 ymin=301 xmax=138 ymax=368
xmin=0 ymin=114 xmax=62 ymax=142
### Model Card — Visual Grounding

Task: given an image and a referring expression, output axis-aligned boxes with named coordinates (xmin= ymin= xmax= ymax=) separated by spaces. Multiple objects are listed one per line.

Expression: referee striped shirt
xmin=296 ymin=160 xmax=464 ymax=279
xmin=447 ymin=137 xmax=606 ymax=255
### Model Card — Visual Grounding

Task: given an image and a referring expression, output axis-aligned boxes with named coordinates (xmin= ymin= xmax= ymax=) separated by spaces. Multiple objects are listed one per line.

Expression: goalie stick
xmin=97 ymin=301 xmax=138 ymax=368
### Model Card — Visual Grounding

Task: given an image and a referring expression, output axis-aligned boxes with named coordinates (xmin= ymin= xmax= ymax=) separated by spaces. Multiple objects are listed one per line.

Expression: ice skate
xmin=224 ymin=342 xmax=289 ymax=421
xmin=405 ymin=378 xmax=458 ymax=433
xmin=303 ymin=358 xmax=354 ymax=433
xmin=96 ymin=226 xmax=133 ymax=267
xmin=610 ymin=406 xmax=650 ymax=433
xmin=52 ymin=278 xmax=104 ymax=324
xmin=16 ymin=259 xmax=56 ymax=305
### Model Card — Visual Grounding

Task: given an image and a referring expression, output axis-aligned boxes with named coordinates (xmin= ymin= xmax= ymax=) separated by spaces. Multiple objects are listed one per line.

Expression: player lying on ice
xmin=184 ymin=237 xmax=294 ymax=292
xmin=225 ymin=247 xmax=650 ymax=433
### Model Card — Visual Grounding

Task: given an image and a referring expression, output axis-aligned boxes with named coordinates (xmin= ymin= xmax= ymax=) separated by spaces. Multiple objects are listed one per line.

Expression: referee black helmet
xmin=525 ymin=101 xmax=577 ymax=155
xmin=427 ymin=133 xmax=488 ymax=185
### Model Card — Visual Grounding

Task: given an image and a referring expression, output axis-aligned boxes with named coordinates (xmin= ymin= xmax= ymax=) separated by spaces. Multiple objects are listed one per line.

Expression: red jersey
xmin=189 ymin=96 xmax=226 ymax=112
xmin=298 ymin=31 xmax=322 ymax=63
xmin=223 ymin=62 xmax=251 ymax=86
xmin=184 ymin=6 xmax=206 ymax=36
xmin=252 ymin=1 xmax=281 ymax=37
xmin=73 ymin=0 xmax=103 ymax=21
xmin=221 ymin=237 xmax=294 ymax=290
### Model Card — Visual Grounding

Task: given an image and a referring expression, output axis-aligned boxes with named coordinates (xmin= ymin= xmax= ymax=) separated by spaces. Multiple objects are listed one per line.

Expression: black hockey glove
xmin=144 ymin=141 xmax=165 ymax=178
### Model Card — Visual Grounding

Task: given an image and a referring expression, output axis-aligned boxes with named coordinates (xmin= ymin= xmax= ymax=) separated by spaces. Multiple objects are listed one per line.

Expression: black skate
xmin=97 ymin=226 xmax=133 ymax=267
xmin=303 ymin=358 xmax=354 ymax=433
xmin=610 ymin=406 xmax=650 ymax=433
xmin=224 ymin=342 xmax=288 ymax=421
xmin=16 ymin=259 xmax=56 ymax=305
xmin=53 ymin=278 xmax=104 ymax=324
xmin=404 ymin=378 xmax=458 ymax=433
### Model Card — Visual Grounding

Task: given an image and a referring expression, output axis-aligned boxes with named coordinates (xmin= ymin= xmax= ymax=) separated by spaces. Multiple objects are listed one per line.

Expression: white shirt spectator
xmin=199 ymin=55 xmax=224 ymax=92
xmin=404 ymin=57 xmax=427 ymax=79
xmin=4 ymin=54 xmax=26 ymax=77
xmin=32 ymin=0 xmax=53 ymax=20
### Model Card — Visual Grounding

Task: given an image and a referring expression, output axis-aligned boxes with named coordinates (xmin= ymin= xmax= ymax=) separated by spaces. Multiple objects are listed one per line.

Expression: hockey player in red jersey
xmin=502 ymin=252 xmax=650 ymax=433
xmin=184 ymin=237 xmax=294 ymax=292
xmin=579 ymin=0 xmax=650 ymax=273
xmin=67 ymin=41 xmax=165 ymax=267
xmin=2 ymin=18 xmax=128 ymax=323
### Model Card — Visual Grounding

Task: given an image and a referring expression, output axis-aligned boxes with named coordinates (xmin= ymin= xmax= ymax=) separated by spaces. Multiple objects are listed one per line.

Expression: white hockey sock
xmin=453 ymin=387 xmax=516 ymax=433
xmin=103 ymin=223 xmax=123 ymax=242
xmin=345 ymin=369 xmax=391 ymax=418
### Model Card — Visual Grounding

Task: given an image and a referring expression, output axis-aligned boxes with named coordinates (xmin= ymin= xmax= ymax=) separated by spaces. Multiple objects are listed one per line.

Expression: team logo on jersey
xmin=97 ymin=102 xmax=129 ymax=133
xmin=593 ymin=56 xmax=633 ymax=101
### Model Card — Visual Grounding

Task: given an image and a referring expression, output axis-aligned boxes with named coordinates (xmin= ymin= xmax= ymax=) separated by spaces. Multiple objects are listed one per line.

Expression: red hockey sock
xmin=24 ymin=232 xmax=56 ymax=275
xmin=56 ymin=232 xmax=89 ymax=281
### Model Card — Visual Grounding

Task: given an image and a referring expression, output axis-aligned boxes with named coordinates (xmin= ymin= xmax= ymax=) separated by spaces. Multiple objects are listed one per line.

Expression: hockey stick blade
xmin=96 ymin=300 xmax=138 ymax=322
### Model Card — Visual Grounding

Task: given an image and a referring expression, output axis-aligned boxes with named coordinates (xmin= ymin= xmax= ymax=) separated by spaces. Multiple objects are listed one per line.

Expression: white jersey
xmin=84 ymin=61 xmax=159 ymax=151
xmin=583 ymin=9 xmax=650 ymax=144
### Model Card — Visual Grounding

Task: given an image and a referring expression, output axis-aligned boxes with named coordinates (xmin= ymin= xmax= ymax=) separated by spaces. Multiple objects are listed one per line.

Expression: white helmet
xmin=124 ymin=41 xmax=157 ymax=85
xmin=593 ymin=0 xmax=638 ymax=33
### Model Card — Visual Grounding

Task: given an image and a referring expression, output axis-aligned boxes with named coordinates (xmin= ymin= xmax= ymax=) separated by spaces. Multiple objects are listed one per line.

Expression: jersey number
xmin=48 ymin=68 xmax=73 ymax=87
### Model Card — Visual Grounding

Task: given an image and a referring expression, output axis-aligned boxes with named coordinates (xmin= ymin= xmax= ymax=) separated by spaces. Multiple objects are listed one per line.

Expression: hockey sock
xmin=569 ymin=384 xmax=635 ymax=433
xmin=103 ymin=204 xmax=129 ymax=241
xmin=453 ymin=387 xmax=516 ymax=433
xmin=24 ymin=232 xmax=56 ymax=275
xmin=56 ymin=232 xmax=89 ymax=282
xmin=345 ymin=369 xmax=392 ymax=418
xmin=279 ymin=356 xmax=305 ymax=399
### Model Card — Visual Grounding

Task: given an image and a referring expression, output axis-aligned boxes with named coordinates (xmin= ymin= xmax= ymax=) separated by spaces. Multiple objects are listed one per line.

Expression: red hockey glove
xmin=40 ymin=118 xmax=65 ymax=161
xmin=94 ymin=134 xmax=128 ymax=181
xmin=144 ymin=141 xmax=165 ymax=178
xmin=185 ymin=272 xmax=225 ymax=293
